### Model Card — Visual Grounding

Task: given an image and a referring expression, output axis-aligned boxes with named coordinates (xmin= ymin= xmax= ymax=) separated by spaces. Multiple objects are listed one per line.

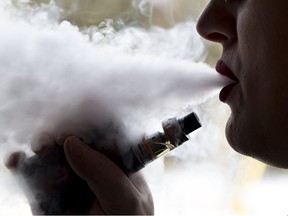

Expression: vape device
xmin=114 ymin=112 xmax=201 ymax=174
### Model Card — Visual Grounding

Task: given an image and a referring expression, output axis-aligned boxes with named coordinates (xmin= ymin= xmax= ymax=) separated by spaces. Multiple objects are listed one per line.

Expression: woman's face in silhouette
xmin=197 ymin=0 xmax=288 ymax=168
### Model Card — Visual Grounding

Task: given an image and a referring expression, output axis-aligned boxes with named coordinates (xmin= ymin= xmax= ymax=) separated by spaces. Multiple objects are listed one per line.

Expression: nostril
xmin=207 ymin=33 xmax=229 ymax=42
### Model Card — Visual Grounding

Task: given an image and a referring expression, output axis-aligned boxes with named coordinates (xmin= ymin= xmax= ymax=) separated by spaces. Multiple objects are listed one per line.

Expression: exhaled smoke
xmin=0 ymin=0 xmax=229 ymax=151
xmin=0 ymin=0 xmax=231 ymax=215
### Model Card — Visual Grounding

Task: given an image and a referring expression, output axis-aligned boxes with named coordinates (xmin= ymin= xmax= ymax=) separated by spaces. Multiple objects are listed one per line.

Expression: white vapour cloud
xmin=0 ymin=1 xmax=229 ymax=152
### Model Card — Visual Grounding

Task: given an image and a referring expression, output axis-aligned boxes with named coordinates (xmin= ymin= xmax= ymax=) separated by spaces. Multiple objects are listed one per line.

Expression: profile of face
xmin=196 ymin=0 xmax=288 ymax=168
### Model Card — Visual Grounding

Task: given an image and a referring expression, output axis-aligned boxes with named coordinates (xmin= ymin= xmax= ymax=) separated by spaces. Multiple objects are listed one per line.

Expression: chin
xmin=225 ymin=117 xmax=288 ymax=169
xmin=227 ymin=136 xmax=288 ymax=169
xmin=225 ymin=116 xmax=244 ymax=154
xmin=252 ymin=152 xmax=288 ymax=169
xmin=253 ymin=146 xmax=288 ymax=169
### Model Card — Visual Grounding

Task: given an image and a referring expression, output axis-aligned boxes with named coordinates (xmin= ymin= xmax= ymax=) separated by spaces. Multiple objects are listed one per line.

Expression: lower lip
xmin=219 ymin=83 xmax=238 ymax=102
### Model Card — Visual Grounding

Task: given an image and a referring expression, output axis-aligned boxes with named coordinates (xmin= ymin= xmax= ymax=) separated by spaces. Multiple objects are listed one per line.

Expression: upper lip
xmin=215 ymin=60 xmax=239 ymax=82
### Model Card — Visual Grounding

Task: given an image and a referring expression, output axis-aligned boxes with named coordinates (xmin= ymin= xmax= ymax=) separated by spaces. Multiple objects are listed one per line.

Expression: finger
xmin=129 ymin=172 xmax=152 ymax=194
xmin=4 ymin=151 xmax=26 ymax=170
xmin=54 ymin=130 xmax=76 ymax=146
xmin=88 ymin=199 xmax=105 ymax=215
xmin=129 ymin=172 xmax=154 ymax=213
xmin=31 ymin=132 xmax=56 ymax=154
xmin=63 ymin=136 xmax=144 ymax=214
xmin=31 ymin=131 xmax=76 ymax=154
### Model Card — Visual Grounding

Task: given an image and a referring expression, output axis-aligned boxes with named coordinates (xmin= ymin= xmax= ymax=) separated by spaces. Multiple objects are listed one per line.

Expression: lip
xmin=216 ymin=60 xmax=239 ymax=102
xmin=219 ymin=82 xmax=238 ymax=102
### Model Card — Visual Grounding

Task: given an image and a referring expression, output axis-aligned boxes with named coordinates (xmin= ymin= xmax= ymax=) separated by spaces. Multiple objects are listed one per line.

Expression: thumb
xmin=63 ymin=136 xmax=151 ymax=214
xmin=64 ymin=136 xmax=120 ymax=181
xmin=63 ymin=136 xmax=92 ymax=180
xmin=63 ymin=136 xmax=132 ymax=191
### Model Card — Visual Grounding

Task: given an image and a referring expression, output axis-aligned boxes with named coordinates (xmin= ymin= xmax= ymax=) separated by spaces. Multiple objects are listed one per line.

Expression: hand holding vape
xmin=17 ymin=112 xmax=201 ymax=214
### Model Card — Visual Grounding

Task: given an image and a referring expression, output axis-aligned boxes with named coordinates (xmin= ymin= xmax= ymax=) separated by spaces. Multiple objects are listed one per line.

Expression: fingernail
xmin=65 ymin=136 xmax=86 ymax=158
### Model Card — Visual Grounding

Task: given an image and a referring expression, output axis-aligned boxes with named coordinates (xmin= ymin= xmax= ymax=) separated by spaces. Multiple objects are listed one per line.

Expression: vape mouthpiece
xmin=179 ymin=112 xmax=201 ymax=135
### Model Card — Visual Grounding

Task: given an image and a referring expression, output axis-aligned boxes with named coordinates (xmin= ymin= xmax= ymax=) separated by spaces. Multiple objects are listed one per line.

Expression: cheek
xmin=237 ymin=19 xmax=282 ymax=125
xmin=227 ymin=2 xmax=288 ymax=166
xmin=243 ymin=53 xmax=288 ymax=128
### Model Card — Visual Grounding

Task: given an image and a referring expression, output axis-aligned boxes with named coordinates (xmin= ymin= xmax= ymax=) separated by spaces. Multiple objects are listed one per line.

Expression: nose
xmin=196 ymin=1 xmax=237 ymax=45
